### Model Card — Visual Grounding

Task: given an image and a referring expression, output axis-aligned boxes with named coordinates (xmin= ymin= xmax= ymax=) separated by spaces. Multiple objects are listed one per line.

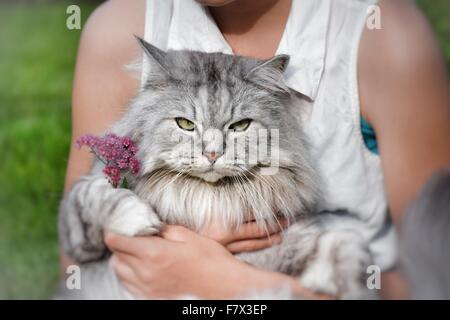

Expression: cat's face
xmin=128 ymin=39 xmax=304 ymax=183
xmin=167 ymin=96 xmax=275 ymax=182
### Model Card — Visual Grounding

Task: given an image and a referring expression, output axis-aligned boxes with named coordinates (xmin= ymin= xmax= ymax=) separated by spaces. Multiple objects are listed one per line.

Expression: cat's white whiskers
xmin=235 ymin=170 xmax=273 ymax=235
xmin=245 ymin=165 xmax=294 ymax=216
xmin=157 ymin=168 xmax=189 ymax=195
xmin=240 ymin=166 xmax=293 ymax=226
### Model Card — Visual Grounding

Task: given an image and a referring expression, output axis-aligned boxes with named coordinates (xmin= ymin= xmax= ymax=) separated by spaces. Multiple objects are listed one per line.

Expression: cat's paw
xmin=106 ymin=197 xmax=163 ymax=237
xmin=299 ymin=258 xmax=340 ymax=297
xmin=298 ymin=230 xmax=372 ymax=299
xmin=330 ymin=232 xmax=376 ymax=300
xmin=298 ymin=257 xmax=376 ymax=299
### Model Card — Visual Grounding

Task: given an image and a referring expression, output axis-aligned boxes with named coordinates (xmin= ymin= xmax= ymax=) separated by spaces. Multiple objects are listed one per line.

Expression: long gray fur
xmin=57 ymin=38 xmax=375 ymax=299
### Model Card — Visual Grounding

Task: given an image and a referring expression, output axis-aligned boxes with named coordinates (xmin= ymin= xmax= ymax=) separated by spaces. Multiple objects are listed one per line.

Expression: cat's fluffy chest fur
xmin=57 ymin=40 xmax=375 ymax=299
xmin=133 ymin=168 xmax=316 ymax=232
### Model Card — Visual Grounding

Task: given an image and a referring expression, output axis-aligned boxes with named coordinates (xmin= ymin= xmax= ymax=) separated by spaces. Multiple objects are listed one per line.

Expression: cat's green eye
xmin=175 ymin=117 xmax=195 ymax=131
xmin=229 ymin=119 xmax=252 ymax=132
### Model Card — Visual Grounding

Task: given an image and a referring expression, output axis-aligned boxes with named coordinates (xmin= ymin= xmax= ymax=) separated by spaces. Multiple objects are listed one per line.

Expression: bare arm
xmin=359 ymin=0 xmax=450 ymax=298
xmin=360 ymin=0 xmax=450 ymax=223
xmin=61 ymin=0 xmax=450 ymax=299
xmin=61 ymin=0 xmax=146 ymax=271
xmin=61 ymin=0 xmax=288 ymax=278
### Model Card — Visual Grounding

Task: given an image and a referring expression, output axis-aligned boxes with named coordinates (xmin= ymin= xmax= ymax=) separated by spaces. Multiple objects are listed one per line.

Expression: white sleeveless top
xmin=142 ymin=0 xmax=398 ymax=271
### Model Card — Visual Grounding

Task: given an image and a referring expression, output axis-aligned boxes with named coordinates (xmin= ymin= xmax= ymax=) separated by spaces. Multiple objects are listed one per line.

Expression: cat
xmin=57 ymin=37 xmax=374 ymax=300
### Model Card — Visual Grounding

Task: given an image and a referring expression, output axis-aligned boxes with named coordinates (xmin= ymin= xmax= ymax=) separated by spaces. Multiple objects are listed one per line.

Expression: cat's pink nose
xmin=205 ymin=151 xmax=220 ymax=163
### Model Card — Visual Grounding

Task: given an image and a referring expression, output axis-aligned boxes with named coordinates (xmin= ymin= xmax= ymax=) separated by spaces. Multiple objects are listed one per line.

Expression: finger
xmin=113 ymin=251 xmax=142 ymax=269
xmin=122 ymin=282 xmax=146 ymax=299
xmin=232 ymin=218 xmax=289 ymax=241
xmin=160 ymin=225 xmax=199 ymax=242
xmin=104 ymin=231 xmax=168 ymax=256
xmin=226 ymin=233 xmax=282 ymax=253
xmin=110 ymin=255 xmax=145 ymax=298
xmin=244 ymin=215 xmax=290 ymax=224
xmin=110 ymin=254 xmax=139 ymax=284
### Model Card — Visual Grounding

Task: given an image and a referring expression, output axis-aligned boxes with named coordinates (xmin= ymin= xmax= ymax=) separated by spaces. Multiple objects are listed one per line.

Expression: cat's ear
xmin=245 ymin=55 xmax=290 ymax=94
xmin=135 ymin=36 xmax=171 ymax=76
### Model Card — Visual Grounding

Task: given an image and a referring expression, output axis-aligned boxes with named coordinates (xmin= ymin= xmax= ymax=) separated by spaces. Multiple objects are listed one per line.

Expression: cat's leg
xmin=59 ymin=174 xmax=162 ymax=263
xmin=297 ymin=228 xmax=374 ymax=299
xmin=237 ymin=220 xmax=374 ymax=299
xmin=235 ymin=222 xmax=326 ymax=299
xmin=236 ymin=222 xmax=321 ymax=274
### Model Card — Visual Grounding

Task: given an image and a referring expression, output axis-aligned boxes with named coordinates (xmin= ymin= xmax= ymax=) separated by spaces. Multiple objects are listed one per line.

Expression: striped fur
xmin=57 ymin=39 xmax=375 ymax=299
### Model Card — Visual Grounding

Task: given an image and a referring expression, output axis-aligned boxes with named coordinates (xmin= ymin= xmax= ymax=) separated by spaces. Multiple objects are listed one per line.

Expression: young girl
xmin=62 ymin=0 xmax=450 ymax=299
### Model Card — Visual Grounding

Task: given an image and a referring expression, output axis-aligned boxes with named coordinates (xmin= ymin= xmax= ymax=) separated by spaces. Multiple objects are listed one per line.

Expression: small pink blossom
xmin=103 ymin=166 xmax=121 ymax=187
xmin=76 ymin=133 xmax=141 ymax=188
xmin=129 ymin=158 xmax=140 ymax=175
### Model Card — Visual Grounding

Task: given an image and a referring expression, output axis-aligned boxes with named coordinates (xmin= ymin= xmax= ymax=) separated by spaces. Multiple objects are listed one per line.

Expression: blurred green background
xmin=0 ymin=0 xmax=449 ymax=299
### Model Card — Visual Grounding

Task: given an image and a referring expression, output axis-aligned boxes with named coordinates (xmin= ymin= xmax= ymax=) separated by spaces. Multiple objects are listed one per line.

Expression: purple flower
xmin=103 ymin=166 xmax=121 ymax=187
xmin=129 ymin=158 xmax=140 ymax=175
xmin=76 ymin=133 xmax=141 ymax=188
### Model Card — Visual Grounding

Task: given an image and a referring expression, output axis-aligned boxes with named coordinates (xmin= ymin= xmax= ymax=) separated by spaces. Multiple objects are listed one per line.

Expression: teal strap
xmin=361 ymin=116 xmax=379 ymax=155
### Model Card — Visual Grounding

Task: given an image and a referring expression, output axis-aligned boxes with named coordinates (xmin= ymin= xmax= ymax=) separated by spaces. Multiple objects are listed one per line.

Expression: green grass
xmin=0 ymin=1 xmax=98 ymax=299
xmin=417 ymin=0 xmax=450 ymax=71
xmin=0 ymin=0 xmax=448 ymax=299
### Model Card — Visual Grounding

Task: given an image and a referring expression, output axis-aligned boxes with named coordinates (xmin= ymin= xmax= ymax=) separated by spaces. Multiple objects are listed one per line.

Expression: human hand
xmin=199 ymin=218 xmax=289 ymax=253
xmin=105 ymin=224 xmax=297 ymax=299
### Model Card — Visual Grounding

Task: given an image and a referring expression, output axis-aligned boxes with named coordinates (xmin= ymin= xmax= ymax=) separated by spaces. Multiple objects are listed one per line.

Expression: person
xmin=62 ymin=0 xmax=450 ymax=299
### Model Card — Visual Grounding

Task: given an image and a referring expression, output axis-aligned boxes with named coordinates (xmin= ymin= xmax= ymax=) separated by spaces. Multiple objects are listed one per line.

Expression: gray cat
xmin=57 ymin=38 xmax=374 ymax=299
